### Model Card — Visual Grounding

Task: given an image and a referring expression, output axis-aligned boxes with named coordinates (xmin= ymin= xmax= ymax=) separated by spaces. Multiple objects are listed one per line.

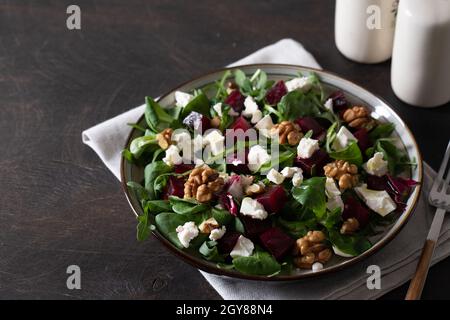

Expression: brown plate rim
xmin=120 ymin=63 xmax=423 ymax=281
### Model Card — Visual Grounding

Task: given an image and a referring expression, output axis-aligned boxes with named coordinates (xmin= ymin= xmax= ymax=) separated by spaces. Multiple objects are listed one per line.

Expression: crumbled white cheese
xmin=242 ymin=96 xmax=259 ymax=116
xmin=267 ymin=168 xmax=285 ymax=185
xmin=297 ymin=137 xmax=320 ymax=159
xmin=212 ymin=102 xmax=223 ymax=117
xmin=332 ymin=245 xmax=355 ymax=258
xmin=324 ymin=98 xmax=333 ymax=111
xmin=325 ymin=177 xmax=341 ymax=198
xmin=251 ymin=110 xmax=263 ymax=124
xmin=364 ymin=152 xmax=388 ymax=177
xmin=240 ymin=197 xmax=268 ymax=220
xmin=285 ymin=77 xmax=313 ymax=93
xmin=209 ymin=226 xmax=226 ymax=241
xmin=162 ymin=145 xmax=183 ymax=166
xmin=354 ymin=184 xmax=397 ymax=216
xmin=292 ymin=172 xmax=304 ymax=187
xmin=176 ymin=221 xmax=199 ymax=248
xmin=230 ymin=235 xmax=255 ymax=258
xmin=280 ymin=166 xmax=303 ymax=178
xmin=203 ymin=130 xmax=225 ymax=156
xmin=175 ymin=91 xmax=193 ymax=108
xmin=312 ymin=262 xmax=324 ymax=272
xmin=247 ymin=145 xmax=271 ymax=172
xmin=172 ymin=130 xmax=192 ymax=149
xmin=332 ymin=126 xmax=357 ymax=151
xmin=255 ymin=115 xmax=274 ymax=137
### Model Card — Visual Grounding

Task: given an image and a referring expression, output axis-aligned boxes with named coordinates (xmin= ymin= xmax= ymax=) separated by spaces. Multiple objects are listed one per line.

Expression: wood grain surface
xmin=0 ymin=0 xmax=449 ymax=300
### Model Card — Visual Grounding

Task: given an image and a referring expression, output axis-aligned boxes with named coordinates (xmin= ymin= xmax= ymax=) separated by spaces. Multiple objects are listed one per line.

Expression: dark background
xmin=1 ymin=0 xmax=449 ymax=299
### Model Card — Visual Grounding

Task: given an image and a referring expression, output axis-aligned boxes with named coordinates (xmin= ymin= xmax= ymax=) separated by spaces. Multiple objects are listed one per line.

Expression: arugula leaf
xmin=127 ymin=181 xmax=150 ymax=204
xmin=145 ymin=96 xmax=175 ymax=133
xmin=215 ymin=70 xmax=232 ymax=100
xmin=232 ymin=251 xmax=281 ymax=276
xmin=372 ymin=139 xmax=409 ymax=174
xmin=276 ymin=217 xmax=317 ymax=238
xmin=169 ymin=196 xmax=209 ymax=215
xmin=181 ymin=92 xmax=211 ymax=118
xmin=212 ymin=207 xmax=234 ymax=226
xmin=292 ymin=177 xmax=327 ymax=218
xmin=329 ymin=141 xmax=363 ymax=166
xmin=325 ymin=122 xmax=338 ymax=153
xmin=328 ymin=229 xmax=372 ymax=256
xmin=219 ymin=105 xmax=235 ymax=131
xmin=136 ymin=211 xmax=152 ymax=241
xmin=234 ymin=69 xmax=252 ymax=93
xmin=319 ymin=207 xmax=342 ymax=229
xmin=233 ymin=217 xmax=245 ymax=233
xmin=144 ymin=161 xmax=172 ymax=200
xmin=199 ymin=240 xmax=224 ymax=262
xmin=277 ymin=90 xmax=321 ymax=121
xmin=143 ymin=200 xmax=172 ymax=215
xmin=369 ymin=123 xmax=395 ymax=142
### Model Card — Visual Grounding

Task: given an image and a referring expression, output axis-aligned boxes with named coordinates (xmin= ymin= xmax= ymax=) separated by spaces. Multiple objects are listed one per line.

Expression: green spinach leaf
xmin=277 ymin=90 xmax=321 ymax=121
xmin=155 ymin=212 xmax=191 ymax=249
xmin=169 ymin=196 xmax=209 ymax=215
xmin=292 ymin=177 xmax=326 ymax=218
xmin=145 ymin=96 xmax=175 ymax=133
xmin=212 ymin=207 xmax=234 ymax=226
xmin=144 ymin=161 xmax=172 ymax=200
xmin=232 ymin=251 xmax=281 ymax=276
xmin=199 ymin=240 xmax=224 ymax=262
xmin=329 ymin=141 xmax=363 ymax=166
xmin=328 ymin=229 xmax=372 ymax=256
xmin=181 ymin=92 xmax=211 ymax=118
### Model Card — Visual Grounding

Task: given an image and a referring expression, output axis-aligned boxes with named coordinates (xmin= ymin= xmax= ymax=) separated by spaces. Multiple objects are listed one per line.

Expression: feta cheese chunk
xmin=364 ymin=152 xmax=388 ymax=177
xmin=242 ymin=96 xmax=263 ymax=124
xmin=162 ymin=145 xmax=183 ymax=166
xmin=312 ymin=262 xmax=323 ymax=272
xmin=212 ymin=102 xmax=223 ymax=117
xmin=203 ymin=130 xmax=225 ymax=156
xmin=267 ymin=168 xmax=285 ymax=184
xmin=255 ymin=115 xmax=274 ymax=137
xmin=209 ymin=226 xmax=226 ymax=241
xmin=230 ymin=235 xmax=255 ymax=258
xmin=175 ymin=91 xmax=193 ymax=108
xmin=324 ymin=98 xmax=333 ymax=111
xmin=354 ymin=184 xmax=397 ymax=216
xmin=247 ymin=145 xmax=271 ymax=172
xmin=285 ymin=77 xmax=313 ymax=92
xmin=297 ymin=137 xmax=319 ymax=159
xmin=332 ymin=126 xmax=357 ymax=151
xmin=172 ymin=130 xmax=191 ymax=147
xmin=325 ymin=177 xmax=341 ymax=198
xmin=176 ymin=221 xmax=199 ymax=248
xmin=292 ymin=172 xmax=304 ymax=187
xmin=332 ymin=245 xmax=355 ymax=258
xmin=281 ymin=166 xmax=303 ymax=178
xmin=240 ymin=197 xmax=268 ymax=220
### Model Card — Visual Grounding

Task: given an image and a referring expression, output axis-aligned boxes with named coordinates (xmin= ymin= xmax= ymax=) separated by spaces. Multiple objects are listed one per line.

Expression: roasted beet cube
xmin=225 ymin=90 xmax=245 ymax=113
xmin=256 ymin=185 xmax=287 ymax=214
xmin=342 ymin=197 xmax=370 ymax=227
xmin=240 ymin=215 xmax=272 ymax=239
xmin=265 ymin=80 xmax=288 ymax=105
xmin=173 ymin=164 xmax=195 ymax=174
xmin=295 ymin=117 xmax=325 ymax=138
xmin=217 ymin=231 xmax=241 ymax=254
xmin=163 ymin=176 xmax=185 ymax=199
xmin=225 ymin=149 xmax=251 ymax=174
xmin=366 ymin=174 xmax=388 ymax=191
xmin=353 ymin=128 xmax=370 ymax=152
xmin=229 ymin=116 xmax=252 ymax=132
xmin=259 ymin=227 xmax=295 ymax=260
xmin=182 ymin=111 xmax=211 ymax=133
xmin=327 ymin=90 xmax=349 ymax=112
xmin=294 ymin=149 xmax=330 ymax=177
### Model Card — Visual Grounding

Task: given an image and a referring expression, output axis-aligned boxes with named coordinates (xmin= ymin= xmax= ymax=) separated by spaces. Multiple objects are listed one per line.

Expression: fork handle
xmin=405 ymin=207 xmax=446 ymax=300
xmin=405 ymin=239 xmax=436 ymax=300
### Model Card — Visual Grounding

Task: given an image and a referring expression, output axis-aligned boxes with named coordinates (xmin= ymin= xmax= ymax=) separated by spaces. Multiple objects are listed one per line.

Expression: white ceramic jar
xmin=335 ymin=0 xmax=398 ymax=63
xmin=391 ymin=0 xmax=450 ymax=107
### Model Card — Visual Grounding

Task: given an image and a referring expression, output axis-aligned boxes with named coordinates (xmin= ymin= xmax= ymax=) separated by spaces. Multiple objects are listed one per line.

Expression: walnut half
xmin=184 ymin=166 xmax=224 ymax=203
xmin=293 ymin=231 xmax=332 ymax=269
xmin=323 ymin=160 xmax=358 ymax=190
xmin=342 ymin=106 xmax=375 ymax=130
xmin=270 ymin=121 xmax=303 ymax=146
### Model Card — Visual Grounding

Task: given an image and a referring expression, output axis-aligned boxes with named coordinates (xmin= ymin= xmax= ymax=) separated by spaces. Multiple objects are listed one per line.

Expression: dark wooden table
xmin=1 ymin=0 xmax=449 ymax=300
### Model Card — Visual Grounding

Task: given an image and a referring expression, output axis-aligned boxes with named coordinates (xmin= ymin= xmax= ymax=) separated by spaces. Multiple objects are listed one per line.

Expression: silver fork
xmin=406 ymin=140 xmax=450 ymax=300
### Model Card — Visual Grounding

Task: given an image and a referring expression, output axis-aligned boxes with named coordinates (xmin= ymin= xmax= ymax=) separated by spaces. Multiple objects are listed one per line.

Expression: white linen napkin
xmin=82 ymin=38 xmax=446 ymax=300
